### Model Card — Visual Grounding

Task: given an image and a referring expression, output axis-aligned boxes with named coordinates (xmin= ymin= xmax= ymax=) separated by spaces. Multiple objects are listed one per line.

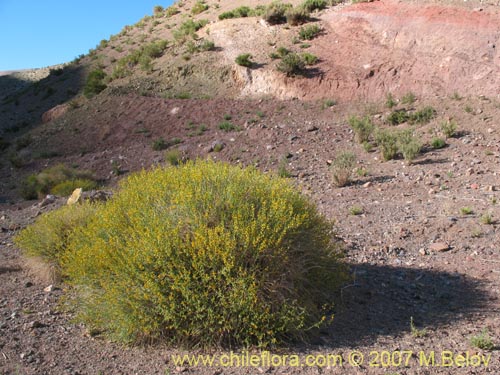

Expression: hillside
xmin=0 ymin=0 xmax=499 ymax=374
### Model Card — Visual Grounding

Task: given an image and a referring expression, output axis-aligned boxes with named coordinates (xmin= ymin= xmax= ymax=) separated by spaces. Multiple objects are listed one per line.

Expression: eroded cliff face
xmin=213 ymin=0 xmax=500 ymax=101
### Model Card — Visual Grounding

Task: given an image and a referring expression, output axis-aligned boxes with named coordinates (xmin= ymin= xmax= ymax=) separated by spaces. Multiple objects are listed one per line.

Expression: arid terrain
xmin=0 ymin=0 xmax=499 ymax=374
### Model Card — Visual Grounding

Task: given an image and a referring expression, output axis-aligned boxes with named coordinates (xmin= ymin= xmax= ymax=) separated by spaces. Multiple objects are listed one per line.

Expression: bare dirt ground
xmin=1 ymin=0 xmax=499 ymax=374
xmin=1 ymin=92 xmax=499 ymax=374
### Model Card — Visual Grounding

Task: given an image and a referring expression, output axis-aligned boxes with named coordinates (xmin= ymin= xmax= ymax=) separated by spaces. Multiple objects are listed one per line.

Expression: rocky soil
xmin=0 ymin=0 xmax=499 ymax=373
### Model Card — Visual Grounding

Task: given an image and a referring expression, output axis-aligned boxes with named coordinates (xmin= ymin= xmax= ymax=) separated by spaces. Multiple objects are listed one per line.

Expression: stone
xmin=67 ymin=188 xmax=82 ymax=205
xmin=363 ymin=182 xmax=372 ymax=188
xmin=44 ymin=285 xmax=54 ymax=293
xmin=39 ymin=195 xmax=57 ymax=207
xmin=429 ymin=242 xmax=450 ymax=252
xmin=41 ymin=104 xmax=69 ymax=123
xmin=470 ymin=183 xmax=479 ymax=190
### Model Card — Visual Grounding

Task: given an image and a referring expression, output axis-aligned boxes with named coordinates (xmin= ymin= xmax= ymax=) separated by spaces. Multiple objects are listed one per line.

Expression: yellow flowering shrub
xmin=14 ymin=203 xmax=97 ymax=264
xmin=62 ymin=160 xmax=348 ymax=347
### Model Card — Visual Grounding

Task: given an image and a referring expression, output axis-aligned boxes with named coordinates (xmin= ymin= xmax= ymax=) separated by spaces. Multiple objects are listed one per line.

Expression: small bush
xmin=481 ymin=213 xmax=493 ymax=225
xmin=470 ymin=329 xmax=495 ymax=350
xmin=348 ymin=115 xmax=374 ymax=144
xmin=165 ymin=149 xmax=182 ymax=166
xmin=375 ymin=128 xmax=399 ymax=161
xmin=235 ymin=53 xmax=253 ymax=67
xmin=301 ymin=0 xmax=327 ymax=12
xmin=14 ymin=203 xmax=97 ymax=264
xmin=173 ymin=19 xmax=208 ymax=44
xmin=397 ymin=129 xmax=421 ymax=164
xmin=51 ymin=179 xmax=98 ymax=197
xmin=460 ymin=207 xmax=474 ymax=215
xmin=219 ymin=6 xmax=252 ymax=20
xmin=191 ymin=1 xmax=208 ymax=15
xmin=83 ymin=69 xmax=107 ymax=98
xmin=152 ymin=137 xmax=182 ymax=151
xmin=285 ymin=7 xmax=309 ymax=25
xmin=385 ymin=93 xmax=396 ymax=108
xmin=298 ymin=24 xmax=321 ymax=40
xmin=165 ymin=6 xmax=180 ymax=17
xmin=219 ymin=121 xmax=238 ymax=132
xmin=277 ymin=53 xmax=305 ymax=76
xmin=301 ymin=52 xmax=318 ymax=65
xmin=153 ymin=5 xmax=164 ymax=15
xmin=387 ymin=109 xmax=409 ymax=125
xmin=401 ymin=92 xmax=416 ymax=105
xmin=21 ymin=164 xmax=96 ymax=200
xmin=430 ymin=137 xmax=446 ymax=149
xmin=331 ymin=151 xmax=356 ymax=187
xmin=440 ymin=119 xmax=457 ymax=138
xmin=349 ymin=205 xmax=363 ymax=215
xmin=263 ymin=2 xmax=292 ymax=25
xmin=409 ymin=106 xmax=436 ymax=124
xmin=61 ymin=160 xmax=347 ymax=346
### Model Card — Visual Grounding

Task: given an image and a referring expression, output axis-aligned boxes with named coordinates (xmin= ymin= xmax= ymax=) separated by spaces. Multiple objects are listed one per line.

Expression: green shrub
xmin=301 ymin=0 xmax=327 ymax=12
xmin=153 ymin=5 xmax=164 ymax=15
xmin=387 ymin=109 xmax=409 ymax=125
xmin=430 ymin=137 xmax=446 ymax=149
xmin=51 ymin=179 xmax=98 ymax=197
xmin=385 ymin=93 xmax=396 ymax=108
xmin=401 ymin=92 xmax=416 ymax=105
xmin=440 ymin=119 xmax=457 ymax=138
xmin=375 ymin=128 xmax=399 ymax=161
xmin=301 ymin=52 xmax=318 ymax=65
xmin=397 ymin=129 xmax=421 ymax=164
xmin=298 ymin=24 xmax=321 ymax=40
xmin=14 ymin=203 xmax=97 ymax=264
xmin=21 ymin=164 xmax=96 ymax=200
xmin=165 ymin=6 xmax=179 ymax=17
xmin=219 ymin=121 xmax=238 ymax=132
xmin=235 ymin=53 xmax=253 ymax=67
xmin=191 ymin=1 xmax=208 ymax=14
xmin=173 ymin=19 xmax=208 ymax=43
xmin=83 ymin=69 xmax=107 ymax=98
xmin=285 ymin=7 xmax=309 ymax=25
xmin=331 ymin=151 xmax=356 ymax=187
xmin=348 ymin=115 xmax=374 ymax=144
xmin=165 ymin=149 xmax=182 ymax=166
xmin=409 ymin=106 xmax=436 ymax=124
xmin=470 ymin=329 xmax=495 ymax=350
xmin=219 ymin=6 xmax=253 ymax=20
xmin=152 ymin=137 xmax=182 ymax=151
xmin=263 ymin=2 xmax=292 ymax=25
xmin=112 ymin=40 xmax=168 ymax=78
xmin=61 ymin=160 xmax=347 ymax=346
xmin=277 ymin=53 xmax=305 ymax=76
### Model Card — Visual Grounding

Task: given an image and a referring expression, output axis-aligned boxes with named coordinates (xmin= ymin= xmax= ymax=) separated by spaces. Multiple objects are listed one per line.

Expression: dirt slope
xmin=214 ymin=0 xmax=500 ymax=101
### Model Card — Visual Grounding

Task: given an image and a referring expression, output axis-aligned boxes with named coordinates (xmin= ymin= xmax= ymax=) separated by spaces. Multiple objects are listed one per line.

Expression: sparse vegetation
xmin=301 ymin=0 xmax=328 ymax=12
xmin=401 ymin=92 xmax=416 ymax=105
xmin=172 ymin=19 xmax=208 ymax=44
xmin=165 ymin=149 xmax=182 ymax=166
xmin=349 ymin=205 xmax=363 ymax=215
xmin=58 ymin=160 xmax=347 ymax=346
xmin=152 ymin=137 xmax=182 ymax=151
xmin=410 ymin=317 xmax=427 ymax=338
xmin=470 ymin=329 xmax=495 ymax=350
xmin=375 ymin=128 xmax=399 ymax=161
xmin=219 ymin=121 xmax=238 ymax=132
xmin=387 ymin=109 xmax=409 ymax=125
xmin=480 ymin=213 xmax=493 ymax=225
xmin=397 ymin=129 xmax=422 ymax=164
xmin=298 ymin=24 xmax=321 ymax=40
xmin=20 ymin=164 xmax=97 ymax=200
xmin=285 ymin=7 xmax=309 ymax=26
xmin=191 ymin=1 xmax=208 ymax=15
xmin=83 ymin=69 xmax=107 ymax=98
xmin=235 ymin=53 xmax=253 ymax=67
xmin=410 ymin=106 xmax=436 ymax=124
xmin=385 ymin=93 xmax=396 ymax=108
xmin=430 ymin=137 xmax=446 ymax=149
xmin=349 ymin=115 xmax=374 ymax=144
xmin=301 ymin=52 xmax=318 ymax=65
xmin=440 ymin=119 xmax=457 ymax=138
xmin=331 ymin=151 xmax=356 ymax=187
xmin=276 ymin=52 xmax=305 ymax=76
xmin=218 ymin=6 xmax=253 ymax=20
xmin=263 ymin=2 xmax=292 ymax=25
xmin=460 ymin=207 xmax=474 ymax=215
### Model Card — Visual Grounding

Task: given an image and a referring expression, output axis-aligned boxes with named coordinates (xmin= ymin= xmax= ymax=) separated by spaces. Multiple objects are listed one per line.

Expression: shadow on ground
xmin=316 ymin=263 xmax=489 ymax=348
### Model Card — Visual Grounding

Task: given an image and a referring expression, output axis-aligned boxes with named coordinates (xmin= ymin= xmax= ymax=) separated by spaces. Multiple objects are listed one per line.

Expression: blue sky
xmin=0 ymin=0 xmax=174 ymax=71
